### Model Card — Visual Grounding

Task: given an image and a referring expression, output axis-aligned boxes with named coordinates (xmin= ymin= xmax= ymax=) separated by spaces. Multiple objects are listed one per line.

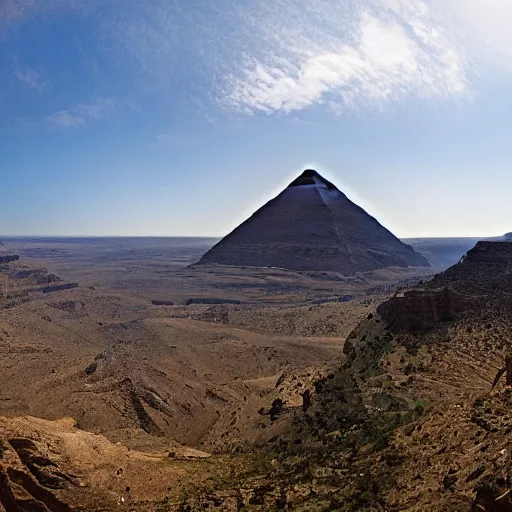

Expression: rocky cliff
xmin=377 ymin=287 xmax=468 ymax=331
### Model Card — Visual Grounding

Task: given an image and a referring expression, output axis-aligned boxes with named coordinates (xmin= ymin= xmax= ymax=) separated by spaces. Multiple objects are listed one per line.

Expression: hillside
xmin=179 ymin=241 xmax=512 ymax=510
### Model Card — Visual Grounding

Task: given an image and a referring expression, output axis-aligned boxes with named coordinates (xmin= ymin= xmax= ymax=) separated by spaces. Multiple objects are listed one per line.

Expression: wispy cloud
xmin=0 ymin=0 xmax=95 ymax=27
xmin=442 ymin=0 xmax=512 ymax=68
xmin=101 ymin=0 xmax=473 ymax=115
xmin=45 ymin=98 xmax=117 ymax=128
xmin=221 ymin=1 xmax=468 ymax=115
xmin=155 ymin=131 xmax=182 ymax=144
xmin=14 ymin=67 xmax=50 ymax=92
xmin=4 ymin=0 xmax=512 ymax=118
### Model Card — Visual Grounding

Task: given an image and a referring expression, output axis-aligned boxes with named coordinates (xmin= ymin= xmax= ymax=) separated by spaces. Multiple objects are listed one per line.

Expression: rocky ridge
xmin=0 ymin=244 xmax=78 ymax=309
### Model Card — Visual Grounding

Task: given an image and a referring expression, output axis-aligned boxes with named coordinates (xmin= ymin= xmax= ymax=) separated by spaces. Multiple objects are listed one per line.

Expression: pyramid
xmin=197 ymin=170 xmax=430 ymax=274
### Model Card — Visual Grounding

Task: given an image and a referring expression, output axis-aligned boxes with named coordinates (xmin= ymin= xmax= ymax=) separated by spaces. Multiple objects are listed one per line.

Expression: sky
xmin=2 ymin=0 xmax=512 ymax=238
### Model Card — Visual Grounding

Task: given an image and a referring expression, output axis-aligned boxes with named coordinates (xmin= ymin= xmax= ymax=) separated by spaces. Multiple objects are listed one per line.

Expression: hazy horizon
xmin=0 ymin=233 xmax=505 ymax=240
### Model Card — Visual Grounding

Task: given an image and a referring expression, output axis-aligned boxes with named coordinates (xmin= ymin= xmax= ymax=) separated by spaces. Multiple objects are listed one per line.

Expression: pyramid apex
xmin=289 ymin=169 xmax=336 ymax=190
xmin=299 ymin=169 xmax=321 ymax=179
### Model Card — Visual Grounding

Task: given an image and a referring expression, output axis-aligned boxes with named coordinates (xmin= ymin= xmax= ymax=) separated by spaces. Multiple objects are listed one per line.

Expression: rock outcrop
xmin=0 ymin=255 xmax=19 ymax=264
xmin=197 ymin=169 xmax=430 ymax=275
xmin=377 ymin=287 xmax=467 ymax=331
xmin=0 ymin=246 xmax=79 ymax=308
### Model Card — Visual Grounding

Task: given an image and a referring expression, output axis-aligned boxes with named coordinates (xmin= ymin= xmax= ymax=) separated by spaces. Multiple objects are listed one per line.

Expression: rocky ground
xmin=164 ymin=242 xmax=512 ymax=511
xmin=0 ymin=243 xmax=372 ymax=510
xmin=2 ymin=240 xmax=512 ymax=510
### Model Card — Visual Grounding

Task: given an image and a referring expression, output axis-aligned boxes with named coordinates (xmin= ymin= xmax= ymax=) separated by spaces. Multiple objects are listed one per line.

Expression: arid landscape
xmin=6 ymin=0 xmax=512 ymax=508
xmin=2 ymin=231 xmax=512 ymax=511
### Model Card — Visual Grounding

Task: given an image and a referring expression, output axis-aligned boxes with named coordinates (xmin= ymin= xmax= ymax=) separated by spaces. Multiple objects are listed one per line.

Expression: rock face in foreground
xmin=197 ymin=169 xmax=430 ymax=274
xmin=377 ymin=287 xmax=467 ymax=332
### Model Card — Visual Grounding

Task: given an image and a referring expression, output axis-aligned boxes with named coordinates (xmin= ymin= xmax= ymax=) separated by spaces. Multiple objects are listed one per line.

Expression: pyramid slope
xmin=198 ymin=170 xmax=430 ymax=274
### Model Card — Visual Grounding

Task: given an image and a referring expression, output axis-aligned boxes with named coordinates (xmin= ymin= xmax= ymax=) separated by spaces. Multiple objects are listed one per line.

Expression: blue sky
xmin=1 ymin=0 xmax=512 ymax=237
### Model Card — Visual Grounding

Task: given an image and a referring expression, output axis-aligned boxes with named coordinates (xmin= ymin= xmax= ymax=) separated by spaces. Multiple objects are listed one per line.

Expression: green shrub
xmin=414 ymin=399 xmax=425 ymax=416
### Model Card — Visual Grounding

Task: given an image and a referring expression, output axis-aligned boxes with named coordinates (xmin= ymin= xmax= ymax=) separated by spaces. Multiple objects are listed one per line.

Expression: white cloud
xmin=223 ymin=1 xmax=468 ymax=115
xmin=45 ymin=98 xmax=116 ymax=128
